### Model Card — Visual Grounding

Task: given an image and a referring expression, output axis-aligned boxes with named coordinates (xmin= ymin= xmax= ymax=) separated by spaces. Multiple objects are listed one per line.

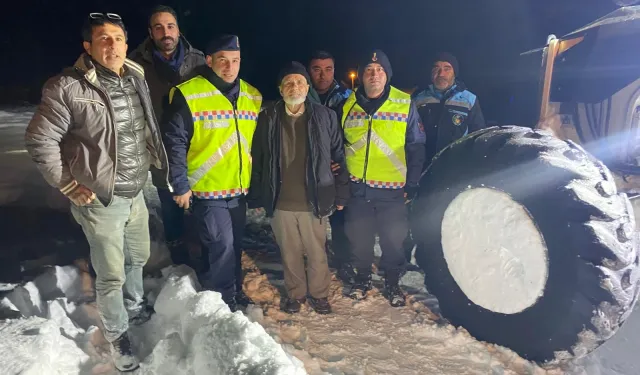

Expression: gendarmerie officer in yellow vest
xmin=340 ymin=50 xmax=425 ymax=307
xmin=162 ymin=35 xmax=262 ymax=311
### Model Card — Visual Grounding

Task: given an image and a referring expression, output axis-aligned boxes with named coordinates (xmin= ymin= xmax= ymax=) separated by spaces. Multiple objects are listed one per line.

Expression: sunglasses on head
xmin=88 ymin=13 xmax=122 ymax=21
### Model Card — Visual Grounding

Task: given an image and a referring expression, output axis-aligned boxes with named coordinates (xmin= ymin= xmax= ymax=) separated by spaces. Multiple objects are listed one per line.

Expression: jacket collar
xmin=73 ymin=53 xmax=145 ymax=86
xmin=134 ymin=35 xmax=197 ymax=63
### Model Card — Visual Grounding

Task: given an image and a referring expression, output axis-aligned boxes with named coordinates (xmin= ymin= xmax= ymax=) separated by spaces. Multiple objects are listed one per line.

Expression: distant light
xmin=349 ymin=72 xmax=356 ymax=78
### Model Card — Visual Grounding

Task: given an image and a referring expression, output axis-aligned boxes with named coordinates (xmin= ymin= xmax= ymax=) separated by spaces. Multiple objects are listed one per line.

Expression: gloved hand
xmin=404 ymin=185 xmax=419 ymax=204
xmin=61 ymin=181 xmax=95 ymax=206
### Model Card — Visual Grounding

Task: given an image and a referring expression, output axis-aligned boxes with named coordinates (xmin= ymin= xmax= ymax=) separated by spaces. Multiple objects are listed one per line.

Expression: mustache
xmin=161 ymin=36 xmax=175 ymax=42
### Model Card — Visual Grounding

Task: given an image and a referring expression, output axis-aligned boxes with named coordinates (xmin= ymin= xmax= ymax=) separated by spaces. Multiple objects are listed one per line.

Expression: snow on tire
xmin=411 ymin=126 xmax=640 ymax=364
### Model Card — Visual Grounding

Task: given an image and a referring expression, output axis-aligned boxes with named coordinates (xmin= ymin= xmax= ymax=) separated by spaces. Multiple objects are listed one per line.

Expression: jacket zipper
xmin=121 ymin=78 xmax=142 ymax=195
xmin=233 ymin=101 xmax=244 ymax=193
xmin=305 ymin=107 xmax=321 ymax=218
xmin=322 ymin=84 xmax=337 ymax=107
xmin=88 ymin=81 xmax=118 ymax=206
xmin=361 ymin=116 xmax=374 ymax=182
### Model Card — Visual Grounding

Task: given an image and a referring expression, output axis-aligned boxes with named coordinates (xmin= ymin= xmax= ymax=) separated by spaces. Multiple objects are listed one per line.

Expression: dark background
xmin=0 ymin=0 xmax=621 ymax=125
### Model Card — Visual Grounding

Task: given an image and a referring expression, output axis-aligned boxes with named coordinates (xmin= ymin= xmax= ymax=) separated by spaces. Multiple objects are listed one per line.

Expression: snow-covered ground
xmin=1 ymin=107 xmax=640 ymax=375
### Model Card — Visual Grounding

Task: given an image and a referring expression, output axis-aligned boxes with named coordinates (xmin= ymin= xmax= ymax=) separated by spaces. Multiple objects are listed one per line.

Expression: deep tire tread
xmin=413 ymin=126 xmax=640 ymax=363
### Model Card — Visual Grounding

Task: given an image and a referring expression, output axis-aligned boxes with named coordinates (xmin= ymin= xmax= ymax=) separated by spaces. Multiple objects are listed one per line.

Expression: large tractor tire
xmin=411 ymin=126 xmax=640 ymax=363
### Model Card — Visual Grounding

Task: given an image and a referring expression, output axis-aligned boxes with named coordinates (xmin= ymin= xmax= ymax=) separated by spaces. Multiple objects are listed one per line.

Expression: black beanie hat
xmin=357 ymin=49 xmax=393 ymax=81
xmin=206 ymin=34 xmax=240 ymax=56
xmin=277 ymin=61 xmax=311 ymax=86
xmin=433 ymin=52 xmax=459 ymax=76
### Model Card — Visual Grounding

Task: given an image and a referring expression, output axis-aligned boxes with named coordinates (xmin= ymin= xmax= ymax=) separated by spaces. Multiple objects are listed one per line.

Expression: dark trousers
xmin=193 ymin=198 xmax=246 ymax=302
xmin=344 ymin=198 xmax=408 ymax=275
xmin=328 ymin=208 xmax=351 ymax=267
xmin=157 ymin=187 xmax=187 ymax=264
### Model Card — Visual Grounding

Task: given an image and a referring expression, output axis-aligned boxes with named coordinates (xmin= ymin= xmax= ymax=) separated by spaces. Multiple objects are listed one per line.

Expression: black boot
xmin=337 ymin=263 xmax=357 ymax=285
xmin=111 ymin=332 xmax=139 ymax=372
xmin=235 ymin=289 xmax=254 ymax=307
xmin=348 ymin=271 xmax=372 ymax=301
xmin=282 ymin=297 xmax=306 ymax=314
xmin=384 ymin=271 xmax=406 ymax=307
xmin=167 ymin=240 xmax=189 ymax=266
xmin=308 ymin=297 xmax=332 ymax=314
xmin=129 ymin=303 xmax=155 ymax=326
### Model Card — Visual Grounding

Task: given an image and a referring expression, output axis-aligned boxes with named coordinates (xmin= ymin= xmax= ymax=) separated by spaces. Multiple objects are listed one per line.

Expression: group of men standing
xmin=24 ymin=6 xmax=484 ymax=372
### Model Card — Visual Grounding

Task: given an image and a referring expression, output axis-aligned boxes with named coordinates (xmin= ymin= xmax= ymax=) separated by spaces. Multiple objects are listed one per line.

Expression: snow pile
xmin=0 ymin=317 xmax=89 ymax=375
xmin=141 ymin=266 xmax=306 ymax=375
xmin=0 ymin=264 xmax=307 ymax=375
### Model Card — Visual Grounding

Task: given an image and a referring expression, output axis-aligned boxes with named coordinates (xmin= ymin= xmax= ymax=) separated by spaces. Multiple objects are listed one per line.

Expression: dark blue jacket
xmin=161 ymin=68 xmax=243 ymax=207
xmin=247 ymin=100 xmax=350 ymax=218
xmin=320 ymin=81 xmax=352 ymax=112
xmin=412 ymin=81 xmax=485 ymax=164
xmin=337 ymin=85 xmax=426 ymax=201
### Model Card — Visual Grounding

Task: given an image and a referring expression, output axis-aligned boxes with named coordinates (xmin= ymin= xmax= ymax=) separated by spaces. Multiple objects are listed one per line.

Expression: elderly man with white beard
xmin=248 ymin=61 xmax=350 ymax=314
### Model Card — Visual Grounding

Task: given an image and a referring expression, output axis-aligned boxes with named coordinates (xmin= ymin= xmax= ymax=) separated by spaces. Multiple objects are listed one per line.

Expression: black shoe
xmin=111 ymin=332 xmax=139 ymax=372
xmin=348 ymin=272 xmax=372 ymax=301
xmin=384 ymin=278 xmax=406 ymax=307
xmin=282 ymin=297 xmax=306 ymax=314
xmin=235 ymin=289 xmax=254 ymax=306
xmin=129 ymin=304 xmax=155 ymax=326
xmin=167 ymin=240 xmax=189 ymax=265
xmin=308 ymin=297 xmax=332 ymax=314
xmin=337 ymin=263 xmax=357 ymax=285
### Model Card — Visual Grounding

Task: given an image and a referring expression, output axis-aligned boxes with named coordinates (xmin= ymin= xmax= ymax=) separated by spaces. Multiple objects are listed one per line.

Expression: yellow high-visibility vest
xmin=170 ymin=76 xmax=262 ymax=199
xmin=341 ymin=86 xmax=411 ymax=189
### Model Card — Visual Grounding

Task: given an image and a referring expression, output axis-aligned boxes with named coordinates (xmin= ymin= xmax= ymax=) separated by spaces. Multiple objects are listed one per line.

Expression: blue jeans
xmin=71 ymin=193 xmax=150 ymax=343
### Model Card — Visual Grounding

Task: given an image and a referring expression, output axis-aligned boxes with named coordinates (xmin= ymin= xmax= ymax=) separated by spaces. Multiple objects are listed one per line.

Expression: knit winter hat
xmin=357 ymin=49 xmax=393 ymax=81
xmin=277 ymin=61 xmax=311 ymax=86
xmin=433 ymin=52 xmax=459 ymax=76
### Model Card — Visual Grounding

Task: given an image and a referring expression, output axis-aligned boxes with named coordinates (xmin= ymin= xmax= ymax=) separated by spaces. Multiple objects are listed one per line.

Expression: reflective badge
xmin=345 ymin=119 xmax=365 ymax=128
xmin=372 ymin=52 xmax=378 ymax=62
xmin=204 ymin=120 xmax=230 ymax=129
xmin=452 ymin=114 xmax=464 ymax=126
xmin=236 ymin=36 xmax=240 ymax=48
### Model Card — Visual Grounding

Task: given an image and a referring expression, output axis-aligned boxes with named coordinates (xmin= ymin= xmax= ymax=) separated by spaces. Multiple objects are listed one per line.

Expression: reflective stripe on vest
xmin=171 ymin=76 xmax=262 ymax=198
xmin=341 ymin=86 xmax=410 ymax=189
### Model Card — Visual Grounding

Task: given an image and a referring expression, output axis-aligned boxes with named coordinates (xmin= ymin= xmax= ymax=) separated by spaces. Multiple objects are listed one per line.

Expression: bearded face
xmin=280 ymin=74 xmax=309 ymax=105
xmin=149 ymin=12 xmax=180 ymax=54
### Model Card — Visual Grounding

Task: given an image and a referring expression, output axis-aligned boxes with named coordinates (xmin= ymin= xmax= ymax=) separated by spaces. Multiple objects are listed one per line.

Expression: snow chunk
xmin=6 ymin=282 xmax=45 ymax=317
xmin=0 ymin=317 xmax=89 ymax=375
xmin=141 ymin=267 xmax=307 ymax=374
xmin=34 ymin=265 xmax=84 ymax=302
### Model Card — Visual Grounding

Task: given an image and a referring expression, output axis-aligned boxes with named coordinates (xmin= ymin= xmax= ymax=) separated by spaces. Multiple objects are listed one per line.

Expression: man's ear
xmin=148 ymin=27 xmax=153 ymax=39
xmin=206 ymin=55 xmax=213 ymax=68
xmin=82 ymin=41 xmax=91 ymax=55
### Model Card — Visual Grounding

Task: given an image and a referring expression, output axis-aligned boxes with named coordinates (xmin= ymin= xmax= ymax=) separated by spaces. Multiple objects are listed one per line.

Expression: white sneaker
xmin=111 ymin=332 xmax=139 ymax=372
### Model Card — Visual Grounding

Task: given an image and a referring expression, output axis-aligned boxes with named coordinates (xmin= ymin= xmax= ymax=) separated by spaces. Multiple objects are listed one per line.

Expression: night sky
xmin=0 ymin=0 xmax=621 ymax=124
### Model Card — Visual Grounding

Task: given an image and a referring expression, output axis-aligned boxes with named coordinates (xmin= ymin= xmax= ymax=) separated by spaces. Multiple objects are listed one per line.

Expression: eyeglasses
xmin=88 ymin=13 xmax=122 ymax=21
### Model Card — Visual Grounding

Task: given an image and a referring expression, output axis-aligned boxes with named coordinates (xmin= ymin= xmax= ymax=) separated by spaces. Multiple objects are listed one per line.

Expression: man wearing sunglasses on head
xmin=25 ymin=12 xmax=169 ymax=372
xmin=129 ymin=5 xmax=206 ymax=267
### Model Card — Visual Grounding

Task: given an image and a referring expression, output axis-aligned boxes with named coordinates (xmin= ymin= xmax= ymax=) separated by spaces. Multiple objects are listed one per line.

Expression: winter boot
xmin=308 ymin=297 xmax=332 ymax=314
xmin=129 ymin=304 xmax=155 ymax=326
xmin=235 ymin=289 xmax=254 ymax=307
xmin=167 ymin=239 xmax=189 ymax=266
xmin=283 ymin=297 xmax=306 ymax=314
xmin=337 ymin=263 xmax=357 ymax=285
xmin=111 ymin=332 xmax=139 ymax=372
xmin=384 ymin=271 xmax=406 ymax=307
xmin=348 ymin=271 xmax=372 ymax=301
